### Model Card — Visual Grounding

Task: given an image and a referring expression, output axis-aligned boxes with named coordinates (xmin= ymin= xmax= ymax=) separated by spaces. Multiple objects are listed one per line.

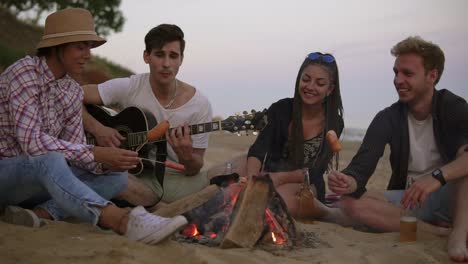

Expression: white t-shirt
xmin=98 ymin=73 xmax=213 ymax=162
xmin=407 ymin=113 xmax=444 ymax=181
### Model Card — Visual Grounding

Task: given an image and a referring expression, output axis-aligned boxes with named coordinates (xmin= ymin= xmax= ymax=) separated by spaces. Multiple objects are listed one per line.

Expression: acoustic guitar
xmin=85 ymin=104 xmax=267 ymax=175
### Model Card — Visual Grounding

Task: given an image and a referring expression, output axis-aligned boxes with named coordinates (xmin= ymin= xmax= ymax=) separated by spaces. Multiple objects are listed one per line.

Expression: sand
xmin=0 ymin=132 xmax=455 ymax=264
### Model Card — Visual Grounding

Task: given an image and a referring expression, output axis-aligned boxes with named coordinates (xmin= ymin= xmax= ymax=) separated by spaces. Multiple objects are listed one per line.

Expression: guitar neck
xmin=86 ymin=105 xmax=265 ymax=149
xmin=126 ymin=120 xmax=223 ymax=147
xmin=172 ymin=120 xmax=224 ymax=136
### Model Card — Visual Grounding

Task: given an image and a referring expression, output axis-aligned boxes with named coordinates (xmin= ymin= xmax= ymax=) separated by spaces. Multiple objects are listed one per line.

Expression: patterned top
xmin=279 ymin=133 xmax=323 ymax=170
xmin=0 ymin=56 xmax=102 ymax=173
xmin=303 ymin=134 xmax=323 ymax=167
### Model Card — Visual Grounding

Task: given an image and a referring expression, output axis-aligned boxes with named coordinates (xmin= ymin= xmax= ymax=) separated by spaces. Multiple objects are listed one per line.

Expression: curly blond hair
xmin=391 ymin=36 xmax=445 ymax=84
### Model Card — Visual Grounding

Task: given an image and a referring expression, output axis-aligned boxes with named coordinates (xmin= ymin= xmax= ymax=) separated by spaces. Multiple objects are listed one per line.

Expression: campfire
xmin=153 ymin=175 xmax=297 ymax=249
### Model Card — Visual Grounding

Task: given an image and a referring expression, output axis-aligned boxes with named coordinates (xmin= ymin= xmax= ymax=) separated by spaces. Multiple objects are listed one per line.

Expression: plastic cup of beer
xmin=400 ymin=215 xmax=417 ymax=242
xmin=400 ymin=176 xmax=417 ymax=242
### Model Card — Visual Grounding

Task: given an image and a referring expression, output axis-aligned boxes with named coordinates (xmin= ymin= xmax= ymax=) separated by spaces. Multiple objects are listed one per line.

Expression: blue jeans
xmin=0 ymin=152 xmax=128 ymax=225
xmin=384 ymin=182 xmax=455 ymax=223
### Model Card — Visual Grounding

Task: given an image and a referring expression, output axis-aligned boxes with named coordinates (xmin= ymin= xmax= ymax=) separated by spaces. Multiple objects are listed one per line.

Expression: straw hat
xmin=36 ymin=8 xmax=106 ymax=49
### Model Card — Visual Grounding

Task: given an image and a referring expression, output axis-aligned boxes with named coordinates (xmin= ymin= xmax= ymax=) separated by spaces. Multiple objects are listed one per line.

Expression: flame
xmin=181 ymin=223 xmax=200 ymax=237
xmin=223 ymin=183 xmax=244 ymax=217
xmin=226 ymin=184 xmax=243 ymax=208
xmin=270 ymin=231 xmax=284 ymax=245
xmin=206 ymin=231 xmax=217 ymax=239
xmin=265 ymin=209 xmax=286 ymax=245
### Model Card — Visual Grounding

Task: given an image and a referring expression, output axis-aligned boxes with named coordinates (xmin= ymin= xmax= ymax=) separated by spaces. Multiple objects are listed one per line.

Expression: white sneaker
xmin=2 ymin=206 xmax=42 ymax=228
xmin=125 ymin=206 xmax=187 ymax=244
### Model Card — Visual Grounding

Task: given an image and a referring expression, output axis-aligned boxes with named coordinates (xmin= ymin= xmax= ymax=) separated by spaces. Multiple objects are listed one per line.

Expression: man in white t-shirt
xmin=327 ymin=36 xmax=468 ymax=262
xmin=83 ymin=24 xmax=213 ymax=206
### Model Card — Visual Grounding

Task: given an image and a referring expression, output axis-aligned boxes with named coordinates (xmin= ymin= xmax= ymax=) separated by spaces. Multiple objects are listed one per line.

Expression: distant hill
xmin=0 ymin=7 xmax=133 ymax=82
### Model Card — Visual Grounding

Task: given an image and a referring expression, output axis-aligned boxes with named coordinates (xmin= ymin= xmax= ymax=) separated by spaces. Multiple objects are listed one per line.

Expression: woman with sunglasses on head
xmin=246 ymin=52 xmax=344 ymax=220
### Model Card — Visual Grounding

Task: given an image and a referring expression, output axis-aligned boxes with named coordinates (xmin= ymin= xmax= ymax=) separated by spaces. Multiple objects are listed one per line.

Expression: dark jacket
xmin=247 ymin=98 xmax=344 ymax=202
xmin=343 ymin=89 xmax=468 ymax=198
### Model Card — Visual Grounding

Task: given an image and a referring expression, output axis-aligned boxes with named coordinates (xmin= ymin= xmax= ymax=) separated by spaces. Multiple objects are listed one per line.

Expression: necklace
xmin=164 ymin=79 xmax=178 ymax=109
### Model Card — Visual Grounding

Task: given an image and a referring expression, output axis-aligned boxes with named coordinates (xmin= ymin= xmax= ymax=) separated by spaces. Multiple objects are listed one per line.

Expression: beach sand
xmin=0 ymin=132 xmax=455 ymax=263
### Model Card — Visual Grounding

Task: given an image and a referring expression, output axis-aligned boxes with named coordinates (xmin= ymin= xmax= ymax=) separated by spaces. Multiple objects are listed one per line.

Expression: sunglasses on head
xmin=306 ymin=52 xmax=335 ymax=63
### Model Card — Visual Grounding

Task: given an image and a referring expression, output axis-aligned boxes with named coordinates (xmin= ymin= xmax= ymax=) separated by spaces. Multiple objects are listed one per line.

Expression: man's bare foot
xmin=447 ymin=229 xmax=468 ymax=262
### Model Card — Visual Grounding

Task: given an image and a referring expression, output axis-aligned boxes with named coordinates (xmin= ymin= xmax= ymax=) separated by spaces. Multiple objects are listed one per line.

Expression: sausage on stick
xmin=147 ymin=120 xmax=170 ymax=142
xmin=326 ymin=130 xmax=342 ymax=170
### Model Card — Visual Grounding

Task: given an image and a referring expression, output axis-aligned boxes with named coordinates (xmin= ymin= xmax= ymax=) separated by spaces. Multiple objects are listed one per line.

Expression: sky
xmin=92 ymin=0 xmax=468 ymax=129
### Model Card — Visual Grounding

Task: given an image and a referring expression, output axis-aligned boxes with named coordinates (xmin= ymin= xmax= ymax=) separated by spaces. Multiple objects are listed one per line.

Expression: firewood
xmin=153 ymin=184 xmax=221 ymax=218
xmin=220 ymin=176 xmax=271 ymax=249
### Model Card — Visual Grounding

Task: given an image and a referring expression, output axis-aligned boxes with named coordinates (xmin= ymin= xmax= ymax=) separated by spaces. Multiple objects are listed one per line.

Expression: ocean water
xmin=341 ymin=127 xmax=366 ymax=142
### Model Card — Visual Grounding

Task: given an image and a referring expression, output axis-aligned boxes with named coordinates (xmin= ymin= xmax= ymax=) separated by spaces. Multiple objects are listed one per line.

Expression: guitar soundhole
xmin=114 ymin=132 xmax=128 ymax=149
xmin=115 ymin=126 xmax=131 ymax=149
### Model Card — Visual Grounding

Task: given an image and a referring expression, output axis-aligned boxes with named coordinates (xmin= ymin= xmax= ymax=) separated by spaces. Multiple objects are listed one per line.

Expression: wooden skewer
xmin=140 ymin=158 xmax=185 ymax=171
xmin=141 ymin=158 xmax=163 ymax=164
xmin=135 ymin=140 xmax=148 ymax=153
xmin=260 ymin=152 xmax=268 ymax=174
xmin=335 ymin=153 xmax=339 ymax=171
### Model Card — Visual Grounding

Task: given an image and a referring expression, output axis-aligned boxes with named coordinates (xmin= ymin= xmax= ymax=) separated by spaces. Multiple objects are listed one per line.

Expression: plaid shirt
xmin=0 ymin=56 xmax=102 ymax=173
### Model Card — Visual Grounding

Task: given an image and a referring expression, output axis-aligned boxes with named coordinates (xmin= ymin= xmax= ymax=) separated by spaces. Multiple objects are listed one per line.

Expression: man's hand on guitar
xmin=93 ymin=146 xmax=140 ymax=172
xmin=166 ymin=123 xmax=194 ymax=161
xmin=95 ymin=125 xmax=125 ymax=147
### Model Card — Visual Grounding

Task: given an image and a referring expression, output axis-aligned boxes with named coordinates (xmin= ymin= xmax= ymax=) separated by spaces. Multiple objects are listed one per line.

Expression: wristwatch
xmin=431 ymin=168 xmax=447 ymax=186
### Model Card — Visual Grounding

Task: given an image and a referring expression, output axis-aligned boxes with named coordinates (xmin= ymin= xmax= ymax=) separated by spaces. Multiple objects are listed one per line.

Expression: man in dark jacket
xmin=328 ymin=36 xmax=468 ymax=262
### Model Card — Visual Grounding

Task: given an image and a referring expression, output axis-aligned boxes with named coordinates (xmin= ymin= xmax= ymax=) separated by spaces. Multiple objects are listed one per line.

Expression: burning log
xmin=219 ymin=175 xmax=270 ymax=249
xmin=165 ymin=174 xmax=297 ymax=249
xmin=220 ymin=175 xmax=296 ymax=249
